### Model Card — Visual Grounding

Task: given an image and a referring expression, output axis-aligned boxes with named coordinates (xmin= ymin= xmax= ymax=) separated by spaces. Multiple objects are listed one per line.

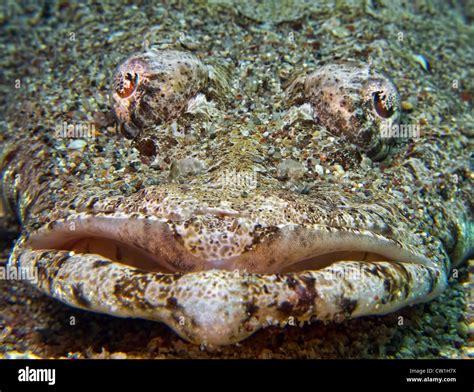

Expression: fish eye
xmin=115 ymin=72 xmax=138 ymax=99
xmin=285 ymin=62 xmax=401 ymax=161
xmin=111 ymin=50 xmax=209 ymax=138
xmin=111 ymin=49 xmax=230 ymax=139
xmin=373 ymin=91 xmax=394 ymax=119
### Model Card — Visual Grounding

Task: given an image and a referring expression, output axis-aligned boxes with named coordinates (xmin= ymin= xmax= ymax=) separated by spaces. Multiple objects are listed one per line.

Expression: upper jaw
xmin=24 ymin=209 xmax=434 ymax=275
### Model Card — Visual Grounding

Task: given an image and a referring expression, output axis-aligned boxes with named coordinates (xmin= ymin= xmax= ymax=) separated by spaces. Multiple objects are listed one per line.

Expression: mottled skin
xmin=1 ymin=39 xmax=472 ymax=345
xmin=112 ymin=49 xmax=213 ymax=139
xmin=287 ymin=62 xmax=401 ymax=160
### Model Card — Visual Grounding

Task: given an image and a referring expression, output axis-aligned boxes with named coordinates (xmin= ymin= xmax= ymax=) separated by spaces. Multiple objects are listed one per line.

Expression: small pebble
xmin=110 ymin=352 xmax=128 ymax=359
xmin=315 ymin=164 xmax=324 ymax=177
xmin=277 ymin=159 xmax=306 ymax=181
xmin=169 ymin=157 xmax=206 ymax=179
xmin=457 ymin=321 xmax=469 ymax=338
xmin=467 ymin=322 xmax=474 ymax=335
xmin=413 ymin=54 xmax=431 ymax=72
xmin=432 ymin=314 xmax=447 ymax=330
xmin=401 ymin=101 xmax=414 ymax=111
xmin=424 ymin=326 xmax=436 ymax=336
xmin=332 ymin=164 xmax=345 ymax=176
xmin=67 ymin=139 xmax=87 ymax=150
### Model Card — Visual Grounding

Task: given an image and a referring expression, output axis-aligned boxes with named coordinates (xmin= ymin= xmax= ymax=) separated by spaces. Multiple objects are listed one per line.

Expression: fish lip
xmin=24 ymin=211 xmax=434 ymax=273
xmin=17 ymin=213 xmax=442 ymax=346
xmin=13 ymin=245 xmax=445 ymax=346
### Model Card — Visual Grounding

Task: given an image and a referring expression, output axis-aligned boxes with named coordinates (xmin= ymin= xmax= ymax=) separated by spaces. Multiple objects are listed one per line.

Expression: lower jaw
xmin=11 ymin=244 xmax=445 ymax=346
xmin=20 ymin=214 xmax=443 ymax=344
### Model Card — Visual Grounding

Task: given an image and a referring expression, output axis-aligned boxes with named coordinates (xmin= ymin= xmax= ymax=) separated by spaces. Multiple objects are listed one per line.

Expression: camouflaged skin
xmin=1 ymin=45 xmax=472 ymax=346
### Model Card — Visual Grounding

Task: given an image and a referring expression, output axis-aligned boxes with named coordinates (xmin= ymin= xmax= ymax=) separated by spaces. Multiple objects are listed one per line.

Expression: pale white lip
xmin=26 ymin=213 xmax=433 ymax=274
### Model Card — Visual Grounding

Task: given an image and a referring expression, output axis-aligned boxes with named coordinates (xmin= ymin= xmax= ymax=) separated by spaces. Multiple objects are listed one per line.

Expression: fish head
xmin=5 ymin=47 xmax=472 ymax=347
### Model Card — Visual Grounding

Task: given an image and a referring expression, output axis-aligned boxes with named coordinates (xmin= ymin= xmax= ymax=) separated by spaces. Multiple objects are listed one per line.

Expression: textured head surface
xmin=287 ymin=62 xmax=401 ymax=160
xmin=1 ymin=0 xmax=472 ymax=346
xmin=111 ymin=49 xmax=210 ymax=138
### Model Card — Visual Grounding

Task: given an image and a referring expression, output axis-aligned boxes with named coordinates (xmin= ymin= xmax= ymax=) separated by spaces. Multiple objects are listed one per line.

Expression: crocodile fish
xmin=1 ymin=8 xmax=472 ymax=347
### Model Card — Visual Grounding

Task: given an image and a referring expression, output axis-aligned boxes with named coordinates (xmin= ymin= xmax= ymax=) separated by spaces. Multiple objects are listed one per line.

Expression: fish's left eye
xmin=373 ymin=91 xmax=395 ymax=119
xmin=115 ymin=72 xmax=138 ymax=99
xmin=285 ymin=62 xmax=401 ymax=161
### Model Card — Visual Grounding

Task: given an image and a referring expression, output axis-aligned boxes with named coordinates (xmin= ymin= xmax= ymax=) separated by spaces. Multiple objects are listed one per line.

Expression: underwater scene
xmin=0 ymin=0 xmax=473 ymax=362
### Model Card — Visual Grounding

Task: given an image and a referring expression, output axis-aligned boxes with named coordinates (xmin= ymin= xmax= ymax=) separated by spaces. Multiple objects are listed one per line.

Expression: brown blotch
xmin=286 ymin=276 xmax=298 ymax=289
xmin=92 ymin=259 xmax=112 ymax=269
xmin=72 ymin=283 xmax=91 ymax=308
xmin=277 ymin=275 xmax=318 ymax=317
xmin=340 ymin=297 xmax=358 ymax=316
xmin=245 ymin=302 xmax=259 ymax=316
xmin=136 ymin=138 xmax=157 ymax=158
xmin=277 ymin=301 xmax=294 ymax=316
xmin=166 ymin=297 xmax=180 ymax=310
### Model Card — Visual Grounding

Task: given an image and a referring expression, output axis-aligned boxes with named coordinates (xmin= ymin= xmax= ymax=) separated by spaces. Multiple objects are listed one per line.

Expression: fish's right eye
xmin=111 ymin=49 xmax=210 ymax=139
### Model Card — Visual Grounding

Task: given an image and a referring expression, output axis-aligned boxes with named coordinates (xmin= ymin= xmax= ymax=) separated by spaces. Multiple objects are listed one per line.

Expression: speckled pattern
xmin=0 ymin=0 xmax=472 ymax=352
xmin=0 ymin=238 xmax=470 ymax=359
xmin=286 ymin=62 xmax=401 ymax=160
xmin=112 ymin=49 xmax=214 ymax=138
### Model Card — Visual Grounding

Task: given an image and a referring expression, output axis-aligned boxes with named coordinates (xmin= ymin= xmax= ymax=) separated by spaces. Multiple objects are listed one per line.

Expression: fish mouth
xmin=16 ymin=212 xmax=444 ymax=346
xmin=25 ymin=212 xmax=433 ymax=274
